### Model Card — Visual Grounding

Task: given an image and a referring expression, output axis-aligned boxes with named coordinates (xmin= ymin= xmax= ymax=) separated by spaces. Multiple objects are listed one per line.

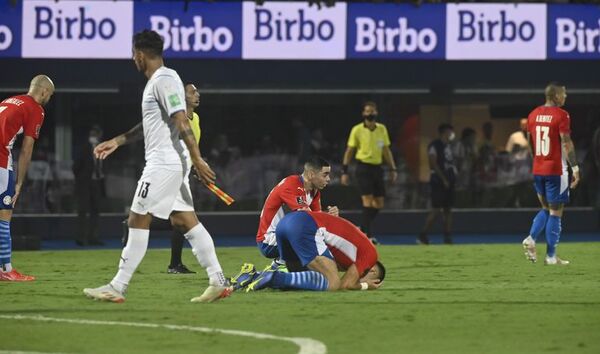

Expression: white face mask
xmin=448 ymin=132 xmax=456 ymax=141
xmin=89 ymin=136 xmax=99 ymax=145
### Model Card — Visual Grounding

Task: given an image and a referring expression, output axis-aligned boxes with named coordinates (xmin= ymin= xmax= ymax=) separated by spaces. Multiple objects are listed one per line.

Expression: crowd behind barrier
xmin=14 ymin=121 xmax=600 ymax=214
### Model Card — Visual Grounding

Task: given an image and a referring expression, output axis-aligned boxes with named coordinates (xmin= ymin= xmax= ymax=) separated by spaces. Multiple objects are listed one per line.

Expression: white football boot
xmin=544 ymin=256 xmax=570 ymax=265
xmin=190 ymin=285 xmax=233 ymax=303
xmin=522 ymin=236 xmax=537 ymax=263
xmin=83 ymin=284 xmax=126 ymax=303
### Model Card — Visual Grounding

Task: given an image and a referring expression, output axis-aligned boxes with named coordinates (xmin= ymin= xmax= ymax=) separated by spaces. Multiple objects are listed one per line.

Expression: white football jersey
xmin=141 ymin=66 xmax=188 ymax=170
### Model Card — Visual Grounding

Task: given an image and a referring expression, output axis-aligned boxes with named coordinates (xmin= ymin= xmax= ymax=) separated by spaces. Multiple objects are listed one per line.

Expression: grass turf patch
xmin=1 ymin=243 xmax=599 ymax=354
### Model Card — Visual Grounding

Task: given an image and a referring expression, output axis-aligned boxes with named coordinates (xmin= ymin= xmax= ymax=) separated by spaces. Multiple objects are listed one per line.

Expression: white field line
xmin=0 ymin=314 xmax=327 ymax=354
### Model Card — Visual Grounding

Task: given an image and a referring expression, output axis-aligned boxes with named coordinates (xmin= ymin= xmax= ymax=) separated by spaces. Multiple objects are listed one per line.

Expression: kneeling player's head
xmin=545 ymin=82 xmax=567 ymax=107
xmin=361 ymin=261 xmax=386 ymax=283
xmin=132 ymin=30 xmax=164 ymax=72
xmin=303 ymin=157 xmax=331 ymax=190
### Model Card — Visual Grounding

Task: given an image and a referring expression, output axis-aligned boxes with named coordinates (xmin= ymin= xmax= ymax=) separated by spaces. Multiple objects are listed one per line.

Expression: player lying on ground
xmin=232 ymin=211 xmax=385 ymax=292
xmin=253 ymin=157 xmax=339 ymax=271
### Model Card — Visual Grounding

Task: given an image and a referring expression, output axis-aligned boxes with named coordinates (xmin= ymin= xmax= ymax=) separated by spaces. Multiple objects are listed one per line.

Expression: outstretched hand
xmin=94 ymin=139 xmax=119 ymax=160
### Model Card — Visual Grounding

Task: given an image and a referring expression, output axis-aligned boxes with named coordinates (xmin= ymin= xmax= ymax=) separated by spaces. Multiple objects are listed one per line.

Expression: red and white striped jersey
xmin=256 ymin=175 xmax=321 ymax=243
xmin=0 ymin=95 xmax=44 ymax=170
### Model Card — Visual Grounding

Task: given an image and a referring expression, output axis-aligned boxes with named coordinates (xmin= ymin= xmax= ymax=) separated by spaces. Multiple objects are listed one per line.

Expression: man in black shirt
xmin=418 ymin=123 xmax=457 ymax=245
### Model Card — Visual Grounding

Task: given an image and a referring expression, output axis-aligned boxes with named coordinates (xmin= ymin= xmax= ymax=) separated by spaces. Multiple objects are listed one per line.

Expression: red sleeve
xmin=309 ymin=191 xmax=322 ymax=211
xmin=23 ymin=104 xmax=44 ymax=139
xmin=279 ymin=178 xmax=308 ymax=210
xmin=559 ymin=111 xmax=571 ymax=134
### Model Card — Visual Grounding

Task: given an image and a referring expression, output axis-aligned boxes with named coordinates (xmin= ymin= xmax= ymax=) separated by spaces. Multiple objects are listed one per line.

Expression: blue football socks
xmin=0 ymin=220 xmax=11 ymax=271
xmin=545 ymin=215 xmax=562 ymax=258
xmin=529 ymin=209 xmax=549 ymax=241
xmin=271 ymin=270 xmax=329 ymax=291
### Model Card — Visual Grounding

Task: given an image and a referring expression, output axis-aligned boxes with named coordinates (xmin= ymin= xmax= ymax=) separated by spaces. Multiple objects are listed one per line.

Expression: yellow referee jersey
xmin=347 ymin=122 xmax=391 ymax=165
xmin=189 ymin=111 xmax=201 ymax=144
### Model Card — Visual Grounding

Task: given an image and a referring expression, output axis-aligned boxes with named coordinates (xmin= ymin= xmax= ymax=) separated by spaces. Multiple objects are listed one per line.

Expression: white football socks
xmin=1 ymin=262 xmax=12 ymax=272
xmin=184 ymin=223 xmax=226 ymax=286
xmin=110 ymin=228 xmax=149 ymax=293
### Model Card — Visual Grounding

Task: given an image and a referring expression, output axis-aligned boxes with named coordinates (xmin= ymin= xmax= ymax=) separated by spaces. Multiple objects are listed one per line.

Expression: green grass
xmin=1 ymin=243 xmax=600 ymax=354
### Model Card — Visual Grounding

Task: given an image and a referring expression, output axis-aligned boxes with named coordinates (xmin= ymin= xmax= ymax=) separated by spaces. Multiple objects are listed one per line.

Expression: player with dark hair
xmin=0 ymin=75 xmax=54 ymax=281
xmin=341 ymin=101 xmax=397 ymax=244
xmin=522 ymin=83 xmax=580 ymax=265
xmin=236 ymin=211 xmax=385 ymax=292
xmin=234 ymin=157 xmax=339 ymax=279
xmin=83 ymin=30 xmax=230 ymax=303
xmin=418 ymin=123 xmax=457 ymax=245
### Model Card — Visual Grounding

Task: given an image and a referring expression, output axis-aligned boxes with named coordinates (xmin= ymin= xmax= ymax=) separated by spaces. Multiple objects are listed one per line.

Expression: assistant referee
xmin=341 ymin=101 xmax=397 ymax=243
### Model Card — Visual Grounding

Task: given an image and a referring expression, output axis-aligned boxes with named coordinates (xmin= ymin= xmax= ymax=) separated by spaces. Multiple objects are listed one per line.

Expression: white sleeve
xmin=428 ymin=145 xmax=437 ymax=157
xmin=153 ymin=75 xmax=186 ymax=117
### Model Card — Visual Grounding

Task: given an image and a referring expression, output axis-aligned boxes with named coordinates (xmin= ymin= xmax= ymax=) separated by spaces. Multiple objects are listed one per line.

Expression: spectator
xmin=72 ymin=125 xmax=105 ymax=246
xmin=453 ymin=127 xmax=477 ymax=207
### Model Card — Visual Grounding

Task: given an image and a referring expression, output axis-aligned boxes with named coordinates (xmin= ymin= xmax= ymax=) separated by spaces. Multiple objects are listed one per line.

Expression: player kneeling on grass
xmin=233 ymin=211 xmax=384 ymax=292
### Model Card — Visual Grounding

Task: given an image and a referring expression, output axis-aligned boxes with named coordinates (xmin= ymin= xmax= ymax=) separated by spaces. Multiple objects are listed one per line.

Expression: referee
xmin=341 ymin=101 xmax=397 ymax=243
xmin=167 ymin=82 xmax=203 ymax=273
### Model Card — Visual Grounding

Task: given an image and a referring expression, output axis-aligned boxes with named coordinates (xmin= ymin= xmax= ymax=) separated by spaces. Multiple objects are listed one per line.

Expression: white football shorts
xmin=130 ymin=165 xmax=194 ymax=219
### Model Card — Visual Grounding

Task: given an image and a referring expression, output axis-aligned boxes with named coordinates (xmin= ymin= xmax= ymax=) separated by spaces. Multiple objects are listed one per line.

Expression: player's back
xmin=142 ymin=66 xmax=187 ymax=169
xmin=257 ymin=175 xmax=304 ymax=242
xmin=528 ymin=106 xmax=570 ymax=176
xmin=307 ymin=211 xmax=378 ymax=274
xmin=0 ymin=95 xmax=43 ymax=168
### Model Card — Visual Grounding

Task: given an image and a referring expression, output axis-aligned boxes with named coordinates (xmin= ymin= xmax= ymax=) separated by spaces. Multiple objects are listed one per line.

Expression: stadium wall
xmin=11 ymin=208 xmax=599 ymax=241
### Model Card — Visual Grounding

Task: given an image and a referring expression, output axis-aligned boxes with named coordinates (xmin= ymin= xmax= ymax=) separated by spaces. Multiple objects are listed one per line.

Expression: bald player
xmin=0 ymin=75 xmax=55 ymax=282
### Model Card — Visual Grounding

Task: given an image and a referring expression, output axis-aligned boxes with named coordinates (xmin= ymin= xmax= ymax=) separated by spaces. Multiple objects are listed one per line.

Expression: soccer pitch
xmin=1 ymin=243 xmax=599 ymax=354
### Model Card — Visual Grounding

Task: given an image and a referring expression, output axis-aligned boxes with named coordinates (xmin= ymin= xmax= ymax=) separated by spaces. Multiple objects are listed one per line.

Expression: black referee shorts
xmin=355 ymin=161 xmax=385 ymax=197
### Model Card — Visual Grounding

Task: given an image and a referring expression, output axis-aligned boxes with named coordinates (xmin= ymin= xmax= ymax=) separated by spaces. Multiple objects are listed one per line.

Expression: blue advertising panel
xmin=0 ymin=1 xmax=22 ymax=58
xmin=548 ymin=4 xmax=600 ymax=59
xmin=134 ymin=1 xmax=242 ymax=59
xmin=347 ymin=3 xmax=445 ymax=59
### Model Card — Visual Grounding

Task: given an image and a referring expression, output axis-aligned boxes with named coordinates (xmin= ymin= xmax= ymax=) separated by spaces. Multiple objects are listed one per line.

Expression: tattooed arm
xmin=94 ymin=123 xmax=143 ymax=160
xmin=172 ymin=110 xmax=216 ymax=185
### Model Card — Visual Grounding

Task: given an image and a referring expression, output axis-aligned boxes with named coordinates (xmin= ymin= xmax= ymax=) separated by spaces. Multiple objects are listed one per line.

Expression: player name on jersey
xmin=536 ymin=115 xmax=553 ymax=123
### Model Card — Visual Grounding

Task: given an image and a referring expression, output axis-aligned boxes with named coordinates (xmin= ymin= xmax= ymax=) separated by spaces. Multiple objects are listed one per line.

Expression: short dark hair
xmin=438 ymin=123 xmax=454 ymax=134
xmin=304 ymin=156 xmax=330 ymax=171
xmin=362 ymin=100 xmax=377 ymax=110
xmin=133 ymin=30 xmax=164 ymax=57
xmin=375 ymin=261 xmax=386 ymax=281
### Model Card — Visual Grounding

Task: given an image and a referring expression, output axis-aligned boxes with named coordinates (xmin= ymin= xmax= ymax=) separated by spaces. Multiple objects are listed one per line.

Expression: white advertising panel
xmin=22 ymin=0 xmax=133 ymax=59
xmin=242 ymin=2 xmax=346 ymax=60
xmin=446 ymin=4 xmax=547 ymax=60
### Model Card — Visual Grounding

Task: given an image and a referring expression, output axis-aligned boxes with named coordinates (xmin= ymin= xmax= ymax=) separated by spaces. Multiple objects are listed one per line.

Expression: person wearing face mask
xmin=418 ymin=123 xmax=457 ymax=245
xmin=341 ymin=101 xmax=397 ymax=245
xmin=73 ymin=125 xmax=105 ymax=246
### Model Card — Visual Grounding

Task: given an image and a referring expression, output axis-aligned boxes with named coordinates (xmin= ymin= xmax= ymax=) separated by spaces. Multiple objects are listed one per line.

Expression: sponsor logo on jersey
xmin=168 ymin=94 xmax=181 ymax=108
